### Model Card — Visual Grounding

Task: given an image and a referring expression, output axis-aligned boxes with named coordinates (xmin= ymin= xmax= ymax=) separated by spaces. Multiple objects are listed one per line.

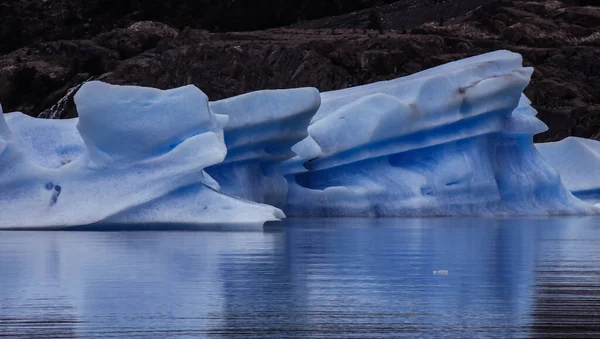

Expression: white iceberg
xmin=536 ymin=137 xmax=600 ymax=202
xmin=282 ymin=50 xmax=596 ymax=216
xmin=0 ymin=82 xmax=283 ymax=229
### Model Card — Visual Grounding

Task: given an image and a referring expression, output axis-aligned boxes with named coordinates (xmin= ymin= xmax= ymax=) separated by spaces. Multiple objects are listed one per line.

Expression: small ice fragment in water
xmin=433 ymin=270 xmax=448 ymax=275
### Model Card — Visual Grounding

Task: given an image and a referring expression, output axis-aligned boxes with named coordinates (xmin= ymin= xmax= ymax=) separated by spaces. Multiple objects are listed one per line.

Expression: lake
xmin=1 ymin=217 xmax=600 ymax=338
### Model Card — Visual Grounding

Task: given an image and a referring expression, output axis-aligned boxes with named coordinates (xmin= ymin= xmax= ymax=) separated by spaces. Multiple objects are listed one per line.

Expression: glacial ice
xmin=536 ymin=137 xmax=600 ymax=202
xmin=206 ymin=88 xmax=320 ymax=207
xmin=1 ymin=50 xmax=598 ymax=227
xmin=4 ymin=112 xmax=84 ymax=169
xmin=0 ymin=82 xmax=283 ymax=229
xmin=282 ymin=50 xmax=596 ymax=216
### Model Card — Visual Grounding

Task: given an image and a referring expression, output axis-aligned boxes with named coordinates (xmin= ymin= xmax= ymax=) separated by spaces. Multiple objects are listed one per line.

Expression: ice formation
xmin=206 ymin=88 xmax=320 ymax=207
xmin=0 ymin=82 xmax=283 ymax=229
xmin=1 ymin=50 xmax=598 ymax=228
xmin=537 ymin=137 xmax=600 ymax=202
xmin=282 ymin=50 xmax=596 ymax=216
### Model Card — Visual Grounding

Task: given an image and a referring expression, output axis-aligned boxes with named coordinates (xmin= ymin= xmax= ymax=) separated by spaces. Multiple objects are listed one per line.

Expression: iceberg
xmin=206 ymin=88 xmax=320 ymax=207
xmin=1 ymin=50 xmax=597 ymax=227
xmin=536 ymin=137 xmax=600 ymax=202
xmin=282 ymin=50 xmax=595 ymax=216
xmin=0 ymin=82 xmax=283 ymax=229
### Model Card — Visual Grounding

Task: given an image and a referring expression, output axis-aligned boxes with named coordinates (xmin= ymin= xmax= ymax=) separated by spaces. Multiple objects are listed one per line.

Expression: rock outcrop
xmin=1 ymin=0 xmax=599 ymax=142
xmin=0 ymin=0 xmax=403 ymax=54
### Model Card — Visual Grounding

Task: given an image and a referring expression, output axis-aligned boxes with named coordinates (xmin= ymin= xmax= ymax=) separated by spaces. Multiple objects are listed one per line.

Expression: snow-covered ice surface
xmin=206 ymin=88 xmax=319 ymax=207
xmin=282 ymin=50 xmax=596 ymax=217
xmin=537 ymin=137 xmax=600 ymax=202
xmin=0 ymin=83 xmax=283 ymax=229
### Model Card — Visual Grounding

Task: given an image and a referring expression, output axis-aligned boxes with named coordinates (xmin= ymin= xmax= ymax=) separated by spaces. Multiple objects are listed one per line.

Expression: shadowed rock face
xmin=1 ymin=0 xmax=600 ymax=142
xmin=0 ymin=0 xmax=403 ymax=54
xmin=291 ymin=0 xmax=494 ymax=30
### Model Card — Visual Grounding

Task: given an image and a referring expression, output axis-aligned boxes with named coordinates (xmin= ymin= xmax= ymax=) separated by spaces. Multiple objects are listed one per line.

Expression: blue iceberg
xmin=282 ymin=50 xmax=595 ymax=216
xmin=537 ymin=137 xmax=600 ymax=203
xmin=1 ymin=50 xmax=598 ymax=229
xmin=0 ymin=82 xmax=283 ymax=229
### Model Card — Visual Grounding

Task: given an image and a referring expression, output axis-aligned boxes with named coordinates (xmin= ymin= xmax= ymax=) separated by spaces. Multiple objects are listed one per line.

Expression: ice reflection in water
xmin=0 ymin=217 xmax=599 ymax=338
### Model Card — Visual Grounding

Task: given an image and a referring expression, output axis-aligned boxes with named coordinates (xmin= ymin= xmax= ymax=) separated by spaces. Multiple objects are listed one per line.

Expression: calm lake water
xmin=1 ymin=217 xmax=600 ymax=338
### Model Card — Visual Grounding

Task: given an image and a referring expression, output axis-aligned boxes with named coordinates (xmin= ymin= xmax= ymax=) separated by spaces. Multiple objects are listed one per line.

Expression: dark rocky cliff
xmin=1 ymin=0 xmax=599 ymax=141
xmin=0 ymin=0 xmax=404 ymax=54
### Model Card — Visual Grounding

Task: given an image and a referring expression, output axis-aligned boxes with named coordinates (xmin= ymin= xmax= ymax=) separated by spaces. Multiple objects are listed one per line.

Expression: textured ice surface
xmin=537 ymin=137 xmax=600 ymax=202
xmin=4 ymin=113 xmax=83 ymax=169
xmin=2 ymin=51 xmax=598 ymax=223
xmin=0 ymin=82 xmax=283 ymax=229
xmin=282 ymin=50 xmax=596 ymax=216
xmin=206 ymin=88 xmax=319 ymax=207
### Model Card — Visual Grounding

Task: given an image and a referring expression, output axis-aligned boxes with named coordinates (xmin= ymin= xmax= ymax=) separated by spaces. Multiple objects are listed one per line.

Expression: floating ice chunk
xmin=283 ymin=50 xmax=596 ymax=217
xmin=0 ymin=82 xmax=283 ymax=229
xmin=1 ymin=51 xmax=597 ymax=223
xmin=536 ymin=137 xmax=600 ymax=201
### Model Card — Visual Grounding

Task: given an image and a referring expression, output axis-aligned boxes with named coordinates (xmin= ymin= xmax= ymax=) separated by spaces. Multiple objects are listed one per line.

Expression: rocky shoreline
xmin=1 ymin=0 xmax=599 ymax=142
